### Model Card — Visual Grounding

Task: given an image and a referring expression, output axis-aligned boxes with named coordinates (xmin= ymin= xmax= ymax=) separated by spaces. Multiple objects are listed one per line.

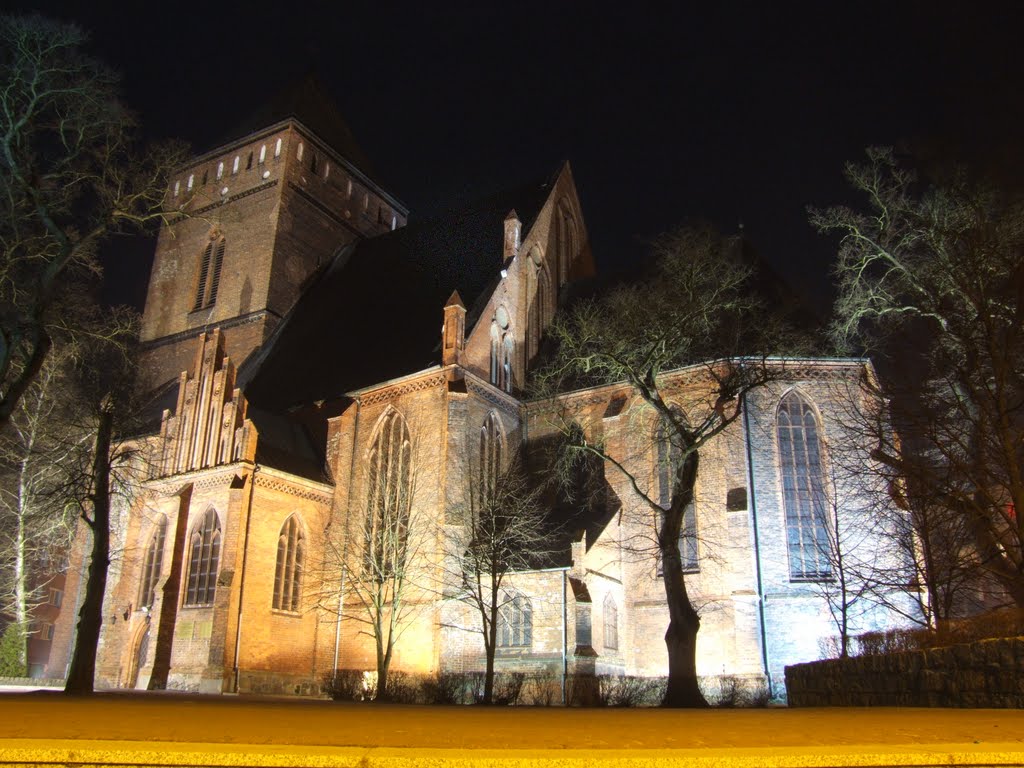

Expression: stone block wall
xmin=785 ymin=636 xmax=1024 ymax=707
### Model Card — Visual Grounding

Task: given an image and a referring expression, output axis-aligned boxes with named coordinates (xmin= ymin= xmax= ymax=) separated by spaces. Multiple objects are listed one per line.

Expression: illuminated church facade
xmin=48 ymin=87 xmax=917 ymax=699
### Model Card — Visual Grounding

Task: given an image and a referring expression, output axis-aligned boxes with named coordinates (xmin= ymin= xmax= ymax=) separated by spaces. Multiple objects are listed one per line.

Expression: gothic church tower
xmin=138 ymin=77 xmax=407 ymax=392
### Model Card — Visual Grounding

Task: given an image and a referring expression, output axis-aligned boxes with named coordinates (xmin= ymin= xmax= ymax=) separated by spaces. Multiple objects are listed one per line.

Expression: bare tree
xmin=0 ymin=15 xmax=187 ymax=426
xmin=63 ymin=394 xmax=114 ymax=695
xmin=813 ymin=459 xmax=889 ymax=658
xmin=535 ymin=225 xmax=799 ymax=707
xmin=811 ymin=147 xmax=1024 ymax=610
xmin=316 ymin=413 xmax=432 ymax=701
xmin=825 ymin=371 xmax=1000 ymax=629
xmin=441 ymin=457 xmax=552 ymax=704
xmin=0 ymin=345 xmax=86 ymax=672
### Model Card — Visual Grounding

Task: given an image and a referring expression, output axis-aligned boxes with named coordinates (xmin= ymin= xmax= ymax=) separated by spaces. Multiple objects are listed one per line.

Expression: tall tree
xmin=63 ymin=394 xmax=113 ymax=694
xmin=442 ymin=457 xmax=552 ymax=704
xmin=0 ymin=14 xmax=186 ymax=426
xmin=317 ymin=411 xmax=431 ymax=701
xmin=536 ymin=225 xmax=797 ymax=707
xmin=812 ymin=147 xmax=1024 ymax=610
xmin=62 ymin=319 xmax=143 ymax=695
xmin=0 ymin=344 xmax=84 ymax=673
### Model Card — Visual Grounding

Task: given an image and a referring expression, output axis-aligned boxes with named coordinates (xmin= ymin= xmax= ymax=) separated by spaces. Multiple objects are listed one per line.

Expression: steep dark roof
xmin=220 ymin=73 xmax=376 ymax=177
xmin=242 ymin=176 xmax=555 ymax=410
xmin=249 ymin=407 xmax=331 ymax=484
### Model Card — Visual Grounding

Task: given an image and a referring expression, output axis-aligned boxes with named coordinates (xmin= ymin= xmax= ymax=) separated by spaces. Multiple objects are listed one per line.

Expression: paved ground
xmin=0 ymin=691 xmax=1021 ymax=767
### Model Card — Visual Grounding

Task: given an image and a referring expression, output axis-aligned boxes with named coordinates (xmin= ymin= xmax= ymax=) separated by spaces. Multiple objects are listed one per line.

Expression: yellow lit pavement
xmin=0 ymin=692 xmax=1022 ymax=767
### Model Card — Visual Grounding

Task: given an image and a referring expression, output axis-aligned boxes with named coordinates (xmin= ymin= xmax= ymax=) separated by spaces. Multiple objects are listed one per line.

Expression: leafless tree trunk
xmin=314 ymin=419 xmax=431 ymax=701
xmin=0 ymin=346 xmax=89 ymax=672
xmin=64 ymin=396 xmax=113 ymax=695
xmin=441 ymin=458 xmax=552 ymax=704
xmin=536 ymin=225 xmax=801 ymax=707
xmin=812 ymin=147 xmax=1024 ymax=612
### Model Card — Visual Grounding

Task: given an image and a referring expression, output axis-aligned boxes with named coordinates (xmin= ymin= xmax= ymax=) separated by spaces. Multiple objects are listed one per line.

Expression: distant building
xmin=49 ymin=81 xmax=918 ymax=698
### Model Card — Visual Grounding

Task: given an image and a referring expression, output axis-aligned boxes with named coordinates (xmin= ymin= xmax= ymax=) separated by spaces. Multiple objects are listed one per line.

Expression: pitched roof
xmin=242 ymin=175 xmax=556 ymax=410
xmin=220 ymin=73 xmax=376 ymax=177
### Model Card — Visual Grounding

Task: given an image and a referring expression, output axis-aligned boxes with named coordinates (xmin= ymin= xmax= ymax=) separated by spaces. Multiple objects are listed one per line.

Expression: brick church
xmin=48 ymin=81 xmax=917 ymax=698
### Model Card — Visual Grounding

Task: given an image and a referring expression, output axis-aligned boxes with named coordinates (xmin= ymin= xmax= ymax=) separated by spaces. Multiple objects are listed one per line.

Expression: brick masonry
xmin=49 ymin=113 xmax=918 ymax=701
xmin=786 ymin=636 xmax=1024 ymax=707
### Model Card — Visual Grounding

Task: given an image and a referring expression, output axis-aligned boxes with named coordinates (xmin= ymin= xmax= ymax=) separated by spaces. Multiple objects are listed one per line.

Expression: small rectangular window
xmin=259 ymin=144 xmax=267 ymax=164
xmin=575 ymin=606 xmax=592 ymax=647
xmin=173 ymin=180 xmax=180 ymax=197
xmin=50 ymin=588 xmax=63 ymax=607
xmin=216 ymin=162 xmax=224 ymax=180
xmin=726 ymin=487 xmax=748 ymax=511
xmin=391 ymin=215 xmax=397 ymax=230
xmin=324 ymin=161 xmax=330 ymax=180
xmin=274 ymin=138 xmax=282 ymax=158
xmin=232 ymin=156 xmax=240 ymax=174
xmin=346 ymin=179 xmax=353 ymax=198
xmin=296 ymin=142 xmax=304 ymax=162
xmin=246 ymin=151 xmax=253 ymax=170
xmin=187 ymin=174 xmax=194 ymax=191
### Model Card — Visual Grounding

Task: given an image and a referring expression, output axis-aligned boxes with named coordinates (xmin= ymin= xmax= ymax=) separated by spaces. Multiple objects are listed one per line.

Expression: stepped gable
xmin=152 ymin=330 xmax=248 ymax=478
xmin=242 ymin=177 xmax=553 ymax=410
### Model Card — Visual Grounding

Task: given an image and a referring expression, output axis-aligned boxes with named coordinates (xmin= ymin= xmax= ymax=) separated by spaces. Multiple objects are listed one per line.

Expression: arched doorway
xmin=126 ymin=620 xmax=151 ymax=690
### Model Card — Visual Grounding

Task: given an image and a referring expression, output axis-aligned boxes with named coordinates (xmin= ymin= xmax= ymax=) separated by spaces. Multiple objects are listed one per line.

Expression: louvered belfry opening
xmin=193 ymin=237 xmax=226 ymax=311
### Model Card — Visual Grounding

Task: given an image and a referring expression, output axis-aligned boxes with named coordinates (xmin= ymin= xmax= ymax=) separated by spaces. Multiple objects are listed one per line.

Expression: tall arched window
xmin=777 ymin=390 xmax=831 ymax=579
xmin=501 ymin=335 xmax=515 ymax=393
xmin=565 ymin=214 xmax=577 ymax=284
xmin=365 ymin=410 xmax=412 ymax=575
xmin=498 ymin=591 xmax=532 ymax=648
xmin=603 ymin=594 xmax=618 ymax=650
xmin=192 ymin=237 xmax=225 ymax=311
xmin=185 ymin=508 xmax=221 ymax=606
xmin=479 ymin=412 xmax=503 ymax=506
xmin=273 ymin=515 xmax=305 ymax=612
xmin=529 ymin=263 xmax=551 ymax=360
xmin=490 ymin=322 xmax=501 ymax=385
xmin=555 ymin=204 xmax=577 ymax=286
xmin=656 ymin=411 xmax=698 ymax=571
xmin=139 ymin=516 xmax=167 ymax=609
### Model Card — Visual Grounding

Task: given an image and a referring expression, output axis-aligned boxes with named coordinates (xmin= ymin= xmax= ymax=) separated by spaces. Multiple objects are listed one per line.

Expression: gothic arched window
xmin=185 ymin=508 xmax=221 ymax=606
xmin=656 ymin=411 xmax=698 ymax=571
xmin=498 ymin=591 xmax=532 ymax=648
xmin=192 ymin=237 xmax=225 ymax=311
xmin=603 ymin=594 xmax=618 ymax=650
xmin=139 ymin=516 xmax=167 ymax=609
xmin=365 ymin=410 xmax=412 ymax=575
xmin=490 ymin=322 xmax=501 ymax=385
xmin=501 ymin=335 xmax=515 ymax=393
xmin=777 ymin=390 xmax=831 ymax=579
xmin=555 ymin=204 xmax=577 ymax=286
xmin=479 ymin=412 xmax=503 ymax=506
xmin=273 ymin=515 xmax=305 ymax=612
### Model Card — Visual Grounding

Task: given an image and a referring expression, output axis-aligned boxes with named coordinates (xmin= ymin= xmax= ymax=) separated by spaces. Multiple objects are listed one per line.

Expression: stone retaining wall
xmin=785 ymin=636 xmax=1024 ymax=707
xmin=0 ymin=676 xmax=64 ymax=689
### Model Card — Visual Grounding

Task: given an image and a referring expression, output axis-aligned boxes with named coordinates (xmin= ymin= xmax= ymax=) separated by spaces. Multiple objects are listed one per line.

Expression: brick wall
xmin=140 ymin=122 xmax=407 ymax=391
xmin=786 ymin=636 xmax=1024 ymax=707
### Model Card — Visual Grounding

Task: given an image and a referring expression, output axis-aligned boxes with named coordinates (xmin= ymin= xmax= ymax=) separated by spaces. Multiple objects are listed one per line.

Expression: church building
xmin=47 ymin=83 xmax=917 ymax=699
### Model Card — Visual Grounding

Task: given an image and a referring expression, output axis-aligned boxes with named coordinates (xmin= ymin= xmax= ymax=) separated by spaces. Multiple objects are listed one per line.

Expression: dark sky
xmin=13 ymin=1 xmax=1024 ymax=313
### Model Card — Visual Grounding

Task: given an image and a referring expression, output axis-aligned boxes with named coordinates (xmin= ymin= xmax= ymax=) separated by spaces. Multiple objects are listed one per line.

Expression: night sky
xmin=11 ymin=2 xmax=1024 ymax=314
